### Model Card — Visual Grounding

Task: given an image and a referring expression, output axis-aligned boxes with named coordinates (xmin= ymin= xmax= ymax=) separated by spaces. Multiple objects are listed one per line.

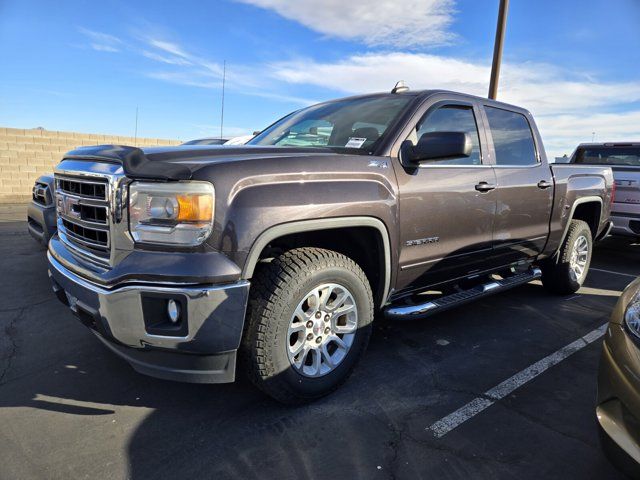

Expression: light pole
xmin=488 ymin=0 xmax=510 ymax=99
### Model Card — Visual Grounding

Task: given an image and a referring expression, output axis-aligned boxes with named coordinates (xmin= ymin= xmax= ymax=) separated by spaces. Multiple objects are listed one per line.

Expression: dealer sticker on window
xmin=345 ymin=137 xmax=367 ymax=148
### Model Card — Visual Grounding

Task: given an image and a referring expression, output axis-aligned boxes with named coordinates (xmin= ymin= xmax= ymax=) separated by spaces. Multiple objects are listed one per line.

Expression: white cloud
xmin=146 ymin=39 xmax=193 ymax=60
xmin=270 ymin=53 xmax=640 ymax=113
xmin=147 ymin=70 xmax=316 ymax=105
xmin=270 ymin=52 xmax=488 ymax=95
xmin=236 ymin=0 xmax=456 ymax=47
xmin=74 ymin=27 xmax=640 ymax=157
xmin=146 ymin=71 xmax=221 ymax=89
xmin=141 ymin=37 xmax=251 ymax=85
xmin=90 ymin=43 xmax=119 ymax=53
xmin=269 ymin=52 xmax=640 ymax=156
xmin=536 ymin=110 xmax=640 ymax=156
xmin=76 ymin=29 xmax=292 ymax=102
xmin=78 ymin=27 xmax=122 ymax=53
xmin=500 ymin=65 xmax=640 ymax=115
xmin=139 ymin=35 xmax=316 ymax=104
xmin=141 ymin=50 xmax=193 ymax=66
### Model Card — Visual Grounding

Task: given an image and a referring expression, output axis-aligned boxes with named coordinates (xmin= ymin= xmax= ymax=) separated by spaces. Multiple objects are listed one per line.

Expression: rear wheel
xmin=242 ymin=248 xmax=374 ymax=404
xmin=541 ymin=219 xmax=593 ymax=294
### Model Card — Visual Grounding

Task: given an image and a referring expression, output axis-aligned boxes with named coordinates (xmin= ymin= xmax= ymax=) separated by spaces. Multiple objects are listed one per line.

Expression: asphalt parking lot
xmin=1 ymin=214 xmax=638 ymax=480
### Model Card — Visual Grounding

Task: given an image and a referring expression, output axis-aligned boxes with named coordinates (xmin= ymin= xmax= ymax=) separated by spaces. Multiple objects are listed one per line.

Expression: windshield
xmin=573 ymin=146 xmax=640 ymax=166
xmin=248 ymin=95 xmax=413 ymax=153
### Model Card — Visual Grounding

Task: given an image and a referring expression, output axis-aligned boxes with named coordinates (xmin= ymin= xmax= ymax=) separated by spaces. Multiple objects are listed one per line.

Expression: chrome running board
xmin=384 ymin=267 xmax=542 ymax=321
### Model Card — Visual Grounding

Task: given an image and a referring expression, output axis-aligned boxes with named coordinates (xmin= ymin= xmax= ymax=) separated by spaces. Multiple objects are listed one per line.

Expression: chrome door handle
xmin=537 ymin=180 xmax=552 ymax=189
xmin=475 ymin=182 xmax=496 ymax=193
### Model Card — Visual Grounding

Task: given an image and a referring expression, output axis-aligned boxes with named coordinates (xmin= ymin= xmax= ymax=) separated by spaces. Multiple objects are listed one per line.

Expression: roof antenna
xmin=391 ymin=80 xmax=409 ymax=94
xmin=134 ymin=105 xmax=139 ymax=146
xmin=220 ymin=60 xmax=226 ymax=139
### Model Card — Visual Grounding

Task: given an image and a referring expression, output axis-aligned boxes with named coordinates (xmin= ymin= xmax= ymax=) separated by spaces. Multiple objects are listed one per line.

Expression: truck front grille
xmin=55 ymin=174 xmax=111 ymax=264
xmin=61 ymin=218 xmax=109 ymax=248
xmin=57 ymin=178 xmax=107 ymax=200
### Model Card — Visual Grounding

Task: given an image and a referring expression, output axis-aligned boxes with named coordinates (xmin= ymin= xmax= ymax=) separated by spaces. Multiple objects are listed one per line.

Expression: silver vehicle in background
xmin=27 ymin=173 xmax=57 ymax=246
xmin=180 ymin=135 xmax=254 ymax=146
xmin=570 ymin=143 xmax=640 ymax=238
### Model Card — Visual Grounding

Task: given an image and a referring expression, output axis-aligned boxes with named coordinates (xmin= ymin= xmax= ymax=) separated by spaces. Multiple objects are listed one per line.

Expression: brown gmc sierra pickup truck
xmin=47 ymin=88 xmax=614 ymax=403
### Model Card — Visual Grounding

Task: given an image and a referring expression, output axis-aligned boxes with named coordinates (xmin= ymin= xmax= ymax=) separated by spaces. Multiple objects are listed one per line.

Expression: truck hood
xmin=63 ymin=144 xmax=342 ymax=181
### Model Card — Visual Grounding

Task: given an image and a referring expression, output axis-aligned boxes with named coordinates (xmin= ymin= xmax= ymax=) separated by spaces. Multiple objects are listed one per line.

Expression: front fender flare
xmin=241 ymin=216 xmax=392 ymax=308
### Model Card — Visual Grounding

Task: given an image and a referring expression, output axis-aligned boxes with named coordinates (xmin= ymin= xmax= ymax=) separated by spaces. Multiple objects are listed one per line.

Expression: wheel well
xmin=253 ymin=226 xmax=387 ymax=307
xmin=572 ymin=201 xmax=601 ymax=238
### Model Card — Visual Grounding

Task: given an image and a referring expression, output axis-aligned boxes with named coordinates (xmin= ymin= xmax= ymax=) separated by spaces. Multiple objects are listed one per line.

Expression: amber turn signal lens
xmin=176 ymin=194 xmax=213 ymax=222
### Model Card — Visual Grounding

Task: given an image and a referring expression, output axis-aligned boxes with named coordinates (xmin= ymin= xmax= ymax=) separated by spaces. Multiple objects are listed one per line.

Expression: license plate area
xmin=65 ymin=292 xmax=79 ymax=312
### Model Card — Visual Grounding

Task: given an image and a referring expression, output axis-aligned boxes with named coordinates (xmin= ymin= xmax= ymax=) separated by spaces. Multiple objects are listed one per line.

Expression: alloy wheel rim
xmin=286 ymin=283 xmax=358 ymax=378
xmin=569 ymin=235 xmax=589 ymax=281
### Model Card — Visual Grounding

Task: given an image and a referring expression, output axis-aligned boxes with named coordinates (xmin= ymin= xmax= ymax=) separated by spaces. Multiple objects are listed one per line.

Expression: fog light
xmin=167 ymin=299 xmax=180 ymax=324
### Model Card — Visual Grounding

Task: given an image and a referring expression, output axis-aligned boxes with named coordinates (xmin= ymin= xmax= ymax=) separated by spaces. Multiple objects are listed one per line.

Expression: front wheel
xmin=242 ymin=248 xmax=374 ymax=404
xmin=541 ymin=219 xmax=593 ymax=295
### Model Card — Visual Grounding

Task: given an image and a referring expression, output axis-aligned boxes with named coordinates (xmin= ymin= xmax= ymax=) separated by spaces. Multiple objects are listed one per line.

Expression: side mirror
xmin=401 ymin=131 xmax=471 ymax=165
xmin=252 ymin=130 xmax=262 ymax=136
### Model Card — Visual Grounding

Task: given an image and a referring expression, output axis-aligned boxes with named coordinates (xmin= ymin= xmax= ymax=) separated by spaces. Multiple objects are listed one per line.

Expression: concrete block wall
xmin=0 ymin=127 xmax=181 ymax=203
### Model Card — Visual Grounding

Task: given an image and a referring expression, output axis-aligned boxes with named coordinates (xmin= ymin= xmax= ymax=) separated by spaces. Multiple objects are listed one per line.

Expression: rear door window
xmin=485 ymin=107 xmax=538 ymax=166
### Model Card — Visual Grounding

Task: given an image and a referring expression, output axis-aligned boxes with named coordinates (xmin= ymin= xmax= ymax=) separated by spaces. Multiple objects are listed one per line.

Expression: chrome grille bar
xmin=55 ymin=174 xmax=111 ymax=264
xmin=57 ymin=177 xmax=107 ymax=200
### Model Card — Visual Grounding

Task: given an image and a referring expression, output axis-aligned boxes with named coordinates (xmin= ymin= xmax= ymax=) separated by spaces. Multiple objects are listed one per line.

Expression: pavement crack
xmin=0 ymin=296 xmax=55 ymax=314
xmin=496 ymin=400 xmax=596 ymax=449
xmin=0 ymin=307 xmax=25 ymax=386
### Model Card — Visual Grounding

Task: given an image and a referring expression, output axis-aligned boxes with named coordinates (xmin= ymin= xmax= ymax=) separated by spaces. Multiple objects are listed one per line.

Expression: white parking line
xmin=428 ymin=323 xmax=608 ymax=438
xmin=590 ymin=268 xmax=638 ymax=279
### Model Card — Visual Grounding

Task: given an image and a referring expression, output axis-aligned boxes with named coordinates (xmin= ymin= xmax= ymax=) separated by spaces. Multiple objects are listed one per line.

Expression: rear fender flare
xmin=556 ymin=196 xmax=603 ymax=252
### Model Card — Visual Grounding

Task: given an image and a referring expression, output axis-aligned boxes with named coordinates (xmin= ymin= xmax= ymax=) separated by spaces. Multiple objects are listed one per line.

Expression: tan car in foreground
xmin=598 ymin=277 xmax=640 ymax=478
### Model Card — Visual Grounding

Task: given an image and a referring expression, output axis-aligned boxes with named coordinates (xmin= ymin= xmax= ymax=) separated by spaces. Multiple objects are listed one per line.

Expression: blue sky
xmin=1 ymin=0 xmax=639 ymax=156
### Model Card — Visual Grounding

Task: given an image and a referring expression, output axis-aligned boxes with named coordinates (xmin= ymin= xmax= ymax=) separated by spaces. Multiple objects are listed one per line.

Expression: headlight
xmin=129 ymin=181 xmax=214 ymax=246
xmin=624 ymin=292 xmax=640 ymax=339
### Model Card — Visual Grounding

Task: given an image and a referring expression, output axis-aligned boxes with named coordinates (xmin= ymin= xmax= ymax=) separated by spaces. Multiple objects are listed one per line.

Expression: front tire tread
xmin=242 ymin=247 xmax=373 ymax=404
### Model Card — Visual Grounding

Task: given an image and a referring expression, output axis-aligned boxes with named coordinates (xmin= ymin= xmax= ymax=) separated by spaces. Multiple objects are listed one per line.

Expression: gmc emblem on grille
xmin=56 ymin=194 xmax=81 ymax=219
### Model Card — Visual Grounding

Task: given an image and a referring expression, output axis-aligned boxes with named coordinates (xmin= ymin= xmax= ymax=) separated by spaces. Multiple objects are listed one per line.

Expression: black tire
xmin=242 ymin=247 xmax=374 ymax=404
xmin=540 ymin=219 xmax=593 ymax=295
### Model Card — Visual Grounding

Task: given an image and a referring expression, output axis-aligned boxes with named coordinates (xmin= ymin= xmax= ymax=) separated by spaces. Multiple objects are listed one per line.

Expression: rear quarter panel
xmin=545 ymin=164 xmax=614 ymax=254
xmin=611 ymin=166 xmax=640 ymax=216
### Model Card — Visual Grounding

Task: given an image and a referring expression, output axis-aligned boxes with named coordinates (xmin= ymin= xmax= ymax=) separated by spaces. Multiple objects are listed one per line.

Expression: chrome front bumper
xmin=48 ymin=252 xmax=250 ymax=383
